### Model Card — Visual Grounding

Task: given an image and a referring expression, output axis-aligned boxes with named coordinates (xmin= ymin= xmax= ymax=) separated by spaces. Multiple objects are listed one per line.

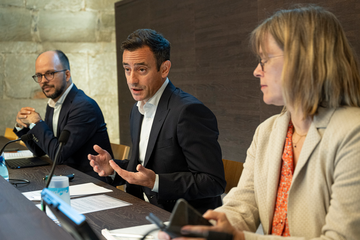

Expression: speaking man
xmin=88 ymin=29 xmax=226 ymax=213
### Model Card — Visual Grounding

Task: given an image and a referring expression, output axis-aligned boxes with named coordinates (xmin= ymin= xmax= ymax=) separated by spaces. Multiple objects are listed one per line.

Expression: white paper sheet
xmin=71 ymin=194 xmax=132 ymax=214
xmin=70 ymin=182 xmax=113 ymax=197
xmin=3 ymin=150 xmax=34 ymax=160
xmin=37 ymin=194 xmax=132 ymax=223
xmin=102 ymin=223 xmax=170 ymax=240
xmin=23 ymin=182 xmax=113 ymax=201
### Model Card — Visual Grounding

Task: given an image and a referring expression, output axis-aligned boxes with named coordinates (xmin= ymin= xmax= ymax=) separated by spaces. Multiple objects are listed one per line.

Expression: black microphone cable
xmin=0 ymin=134 xmax=32 ymax=156
xmin=1 ymin=134 xmax=32 ymax=187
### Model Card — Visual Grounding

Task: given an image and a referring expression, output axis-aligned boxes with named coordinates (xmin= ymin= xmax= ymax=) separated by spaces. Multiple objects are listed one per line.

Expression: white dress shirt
xmin=47 ymin=83 xmax=74 ymax=136
xmin=137 ymin=78 xmax=169 ymax=193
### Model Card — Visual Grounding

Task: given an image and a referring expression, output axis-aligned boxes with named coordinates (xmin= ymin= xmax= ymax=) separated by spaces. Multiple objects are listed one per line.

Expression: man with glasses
xmin=14 ymin=50 xmax=113 ymax=181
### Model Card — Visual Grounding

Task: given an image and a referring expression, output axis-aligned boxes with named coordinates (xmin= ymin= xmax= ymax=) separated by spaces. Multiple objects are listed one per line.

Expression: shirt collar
xmin=47 ymin=83 xmax=74 ymax=108
xmin=137 ymin=78 xmax=169 ymax=116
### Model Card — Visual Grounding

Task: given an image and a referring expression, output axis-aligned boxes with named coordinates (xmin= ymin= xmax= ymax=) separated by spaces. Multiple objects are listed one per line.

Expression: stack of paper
xmin=3 ymin=150 xmax=34 ymax=160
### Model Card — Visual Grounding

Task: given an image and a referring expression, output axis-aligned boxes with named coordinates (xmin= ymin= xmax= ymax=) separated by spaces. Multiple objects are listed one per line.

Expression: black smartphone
xmin=147 ymin=198 xmax=212 ymax=238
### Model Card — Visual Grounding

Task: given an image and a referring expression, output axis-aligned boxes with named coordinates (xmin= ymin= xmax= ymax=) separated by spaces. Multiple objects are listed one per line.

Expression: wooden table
xmin=0 ymin=136 xmax=170 ymax=239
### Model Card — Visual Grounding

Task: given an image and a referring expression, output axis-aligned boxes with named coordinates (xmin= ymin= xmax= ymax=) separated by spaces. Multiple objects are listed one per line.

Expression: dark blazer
xmin=15 ymin=84 xmax=113 ymax=179
xmin=114 ymin=81 xmax=226 ymax=213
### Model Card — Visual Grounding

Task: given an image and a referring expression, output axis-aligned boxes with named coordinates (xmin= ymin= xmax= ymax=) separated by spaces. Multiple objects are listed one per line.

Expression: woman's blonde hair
xmin=251 ymin=5 xmax=360 ymax=117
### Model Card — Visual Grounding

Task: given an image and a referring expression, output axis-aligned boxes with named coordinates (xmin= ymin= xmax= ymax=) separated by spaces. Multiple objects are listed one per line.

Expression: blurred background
xmin=1 ymin=0 xmax=359 ymax=162
xmin=0 ymin=0 xmax=120 ymax=144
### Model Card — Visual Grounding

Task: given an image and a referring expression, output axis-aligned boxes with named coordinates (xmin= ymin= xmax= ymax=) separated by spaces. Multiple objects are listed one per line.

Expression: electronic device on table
xmin=41 ymin=188 xmax=99 ymax=240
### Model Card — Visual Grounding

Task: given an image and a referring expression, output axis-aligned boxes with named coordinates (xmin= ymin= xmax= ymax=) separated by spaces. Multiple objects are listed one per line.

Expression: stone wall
xmin=0 ymin=0 xmax=120 ymax=144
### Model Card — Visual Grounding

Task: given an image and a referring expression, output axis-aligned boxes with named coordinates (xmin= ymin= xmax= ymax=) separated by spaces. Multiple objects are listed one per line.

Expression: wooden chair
xmin=111 ymin=143 xmax=130 ymax=191
xmin=4 ymin=127 xmax=17 ymax=141
xmin=4 ymin=127 xmax=26 ymax=146
xmin=110 ymin=143 xmax=130 ymax=160
xmin=222 ymin=159 xmax=244 ymax=194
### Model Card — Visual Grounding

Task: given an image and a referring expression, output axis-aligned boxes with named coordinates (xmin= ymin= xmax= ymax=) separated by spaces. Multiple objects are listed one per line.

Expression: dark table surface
xmin=0 ymin=136 xmax=170 ymax=240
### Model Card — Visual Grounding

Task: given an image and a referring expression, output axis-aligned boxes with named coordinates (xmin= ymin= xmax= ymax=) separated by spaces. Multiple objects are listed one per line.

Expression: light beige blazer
xmin=217 ymin=107 xmax=360 ymax=240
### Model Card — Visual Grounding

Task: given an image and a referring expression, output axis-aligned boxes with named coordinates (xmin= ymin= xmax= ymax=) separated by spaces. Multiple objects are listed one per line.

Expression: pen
xmin=110 ymin=233 xmax=154 ymax=239
xmin=146 ymin=213 xmax=166 ymax=230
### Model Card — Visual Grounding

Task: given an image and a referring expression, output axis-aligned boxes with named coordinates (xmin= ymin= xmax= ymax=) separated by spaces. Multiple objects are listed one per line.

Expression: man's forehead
xmin=35 ymin=52 xmax=62 ymax=72
xmin=122 ymin=47 xmax=155 ymax=63
xmin=36 ymin=52 xmax=60 ymax=65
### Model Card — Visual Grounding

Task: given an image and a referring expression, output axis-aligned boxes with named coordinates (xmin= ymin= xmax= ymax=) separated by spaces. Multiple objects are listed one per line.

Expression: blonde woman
xmin=161 ymin=5 xmax=360 ymax=240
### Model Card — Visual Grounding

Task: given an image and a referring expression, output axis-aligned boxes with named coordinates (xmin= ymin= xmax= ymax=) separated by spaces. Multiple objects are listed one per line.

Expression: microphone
xmin=44 ymin=130 xmax=71 ymax=189
xmin=0 ymin=134 xmax=32 ymax=156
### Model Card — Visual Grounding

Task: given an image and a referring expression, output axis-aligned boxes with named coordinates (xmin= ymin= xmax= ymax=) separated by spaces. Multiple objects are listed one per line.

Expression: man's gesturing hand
xmin=88 ymin=144 xmax=114 ymax=176
xmin=109 ymin=161 xmax=156 ymax=189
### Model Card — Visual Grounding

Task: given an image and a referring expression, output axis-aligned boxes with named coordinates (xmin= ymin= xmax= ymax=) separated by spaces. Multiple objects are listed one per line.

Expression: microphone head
xmin=58 ymin=130 xmax=70 ymax=144
xmin=20 ymin=134 xmax=32 ymax=142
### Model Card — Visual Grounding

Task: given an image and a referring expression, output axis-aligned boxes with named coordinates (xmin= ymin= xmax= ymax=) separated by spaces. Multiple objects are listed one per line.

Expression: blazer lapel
xmin=265 ymin=111 xmax=290 ymax=233
xmin=57 ymin=85 xmax=78 ymax=136
xmin=292 ymin=107 xmax=335 ymax=180
xmin=45 ymin=105 xmax=54 ymax=132
xmin=143 ymin=82 xmax=175 ymax=167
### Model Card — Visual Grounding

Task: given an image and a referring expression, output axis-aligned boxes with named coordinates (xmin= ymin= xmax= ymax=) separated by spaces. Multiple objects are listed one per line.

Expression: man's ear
xmin=65 ymin=69 xmax=71 ymax=82
xmin=161 ymin=60 xmax=171 ymax=78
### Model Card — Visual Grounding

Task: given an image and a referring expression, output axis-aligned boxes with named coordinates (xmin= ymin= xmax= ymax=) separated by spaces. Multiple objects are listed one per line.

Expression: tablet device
xmin=146 ymin=198 xmax=212 ymax=238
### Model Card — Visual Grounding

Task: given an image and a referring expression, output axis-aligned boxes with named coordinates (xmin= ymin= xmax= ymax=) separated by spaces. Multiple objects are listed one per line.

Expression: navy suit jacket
xmin=15 ymin=84 xmax=113 ymax=178
xmin=114 ymin=81 xmax=226 ymax=213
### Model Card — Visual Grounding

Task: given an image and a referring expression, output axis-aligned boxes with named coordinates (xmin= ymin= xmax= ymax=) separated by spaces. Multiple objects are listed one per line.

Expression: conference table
xmin=0 ymin=136 xmax=171 ymax=240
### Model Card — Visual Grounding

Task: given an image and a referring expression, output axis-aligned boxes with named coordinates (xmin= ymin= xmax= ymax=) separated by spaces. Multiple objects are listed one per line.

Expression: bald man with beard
xmin=14 ymin=50 xmax=113 ymax=181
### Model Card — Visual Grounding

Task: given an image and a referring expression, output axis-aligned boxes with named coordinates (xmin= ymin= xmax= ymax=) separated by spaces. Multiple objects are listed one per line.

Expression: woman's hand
xmin=158 ymin=210 xmax=244 ymax=240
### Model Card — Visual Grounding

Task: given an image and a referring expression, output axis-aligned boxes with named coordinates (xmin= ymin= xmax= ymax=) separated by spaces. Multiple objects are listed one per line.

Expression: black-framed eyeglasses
xmin=32 ymin=69 xmax=67 ymax=83
xmin=258 ymin=55 xmax=283 ymax=72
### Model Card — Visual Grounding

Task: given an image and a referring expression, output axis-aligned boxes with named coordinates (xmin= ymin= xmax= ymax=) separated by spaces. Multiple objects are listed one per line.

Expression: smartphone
xmin=147 ymin=199 xmax=212 ymax=238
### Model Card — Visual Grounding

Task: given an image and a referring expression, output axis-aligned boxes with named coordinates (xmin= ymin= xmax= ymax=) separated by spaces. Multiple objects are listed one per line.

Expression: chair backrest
xmin=4 ymin=127 xmax=27 ymax=146
xmin=222 ymin=159 xmax=243 ymax=194
xmin=111 ymin=143 xmax=130 ymax=192
xmin=5 ymin=128 xmax=18 ymax=141
xmin=110 ymin=143 xmax=130 ymax=160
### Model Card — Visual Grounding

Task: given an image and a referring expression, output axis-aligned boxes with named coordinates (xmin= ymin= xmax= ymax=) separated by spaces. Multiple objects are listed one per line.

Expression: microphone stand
xmin=42 ymin=130 xmax=70 ymax=212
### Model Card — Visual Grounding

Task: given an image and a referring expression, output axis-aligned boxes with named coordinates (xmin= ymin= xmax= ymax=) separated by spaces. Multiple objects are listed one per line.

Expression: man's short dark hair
xmin=54 ymin=50 xmax=71 ymax=71
xmin=121 ymin=29 xmax=170 ymax=71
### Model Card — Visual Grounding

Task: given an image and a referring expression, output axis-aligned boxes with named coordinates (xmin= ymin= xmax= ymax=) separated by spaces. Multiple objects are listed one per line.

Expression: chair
xmin=4 ymin=127 xmax=26 ymax=146
xmin=4 ymin=127 xmax=17 ymax=141
xmin=110 ymin=143 xmax=130 ymax=160
xmin=111 ymin=143 xmax=130 ymax=191
xmin=222 ymin=159 xmax=243 ymax=194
